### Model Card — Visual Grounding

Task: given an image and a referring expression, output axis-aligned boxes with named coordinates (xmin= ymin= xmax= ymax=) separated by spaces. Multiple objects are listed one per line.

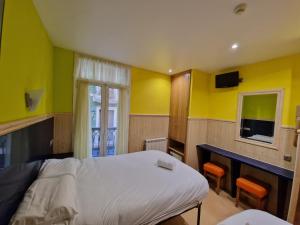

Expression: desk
xmin=197 ymin=144 xmax=294 ymax=219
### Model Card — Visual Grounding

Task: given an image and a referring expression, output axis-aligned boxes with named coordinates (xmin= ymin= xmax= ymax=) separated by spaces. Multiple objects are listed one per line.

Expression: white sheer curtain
xmin=73 ymin=54 xmax=131 ymax=159
xmin=74 ymin=54 xmax=130 ymax=87
xmin=73 ymin=82 xmax=92 ymax=159
xmin=116 ymin=88 xmax=130 ymax=154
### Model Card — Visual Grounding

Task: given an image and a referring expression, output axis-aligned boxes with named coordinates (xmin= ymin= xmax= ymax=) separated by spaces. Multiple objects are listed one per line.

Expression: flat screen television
xmin=215 ymin=71 xmax=240 ymax=88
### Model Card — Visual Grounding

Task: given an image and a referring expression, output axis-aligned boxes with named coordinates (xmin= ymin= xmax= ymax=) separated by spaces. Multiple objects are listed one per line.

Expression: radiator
xmin=144 ymin=138 xmax=168 ymax=152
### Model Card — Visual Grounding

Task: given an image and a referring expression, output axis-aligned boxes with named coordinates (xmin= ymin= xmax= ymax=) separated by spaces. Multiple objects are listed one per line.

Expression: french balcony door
xmin=89 ymin=84 xmax=119 ymax=157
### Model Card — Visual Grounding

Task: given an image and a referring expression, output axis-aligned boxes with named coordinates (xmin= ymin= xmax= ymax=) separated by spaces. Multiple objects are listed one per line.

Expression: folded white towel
xmin=157 ymin=159 xmax=175 ymax=170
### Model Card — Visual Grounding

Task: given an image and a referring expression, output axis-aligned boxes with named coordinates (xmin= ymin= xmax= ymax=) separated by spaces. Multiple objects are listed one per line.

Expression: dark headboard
xmin=0 ymin=118 xmax=54 ymax=169
xmin=0 ymin=160 xmax=43 ymax=225
xmin=0 ymin=117 xmax=74 ymax=224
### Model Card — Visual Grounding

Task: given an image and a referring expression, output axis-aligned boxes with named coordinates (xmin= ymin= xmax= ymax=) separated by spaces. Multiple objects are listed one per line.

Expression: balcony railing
xmin=92 ymin=127 xmax=117 ymax=157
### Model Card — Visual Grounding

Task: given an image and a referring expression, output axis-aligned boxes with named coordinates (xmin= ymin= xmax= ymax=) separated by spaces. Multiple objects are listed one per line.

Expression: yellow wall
xmin=53 ymin=47 xmax=74 ymax=113
xmin=207 ymin=55 xmax=300 ymax=126
xmin=0 ymin=0 xmax=53 ymax=123
xmin=52 ymin=55 xmax=171 ymax=115
xmin=50 ymin=48 xmax=299 ymax=124
xmin=0 ymin=0 xmax=298 ymax=132
xmin=130 ymin=67 xmax=171 ymax=115
xmin=289 ymin=54 xmax=300 ymax=126
xmin=189 ymin=69 xmax=209 ymax=118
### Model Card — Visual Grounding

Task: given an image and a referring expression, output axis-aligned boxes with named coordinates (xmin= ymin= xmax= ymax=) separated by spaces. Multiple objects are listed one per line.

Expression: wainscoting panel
xmin=207 ymin=119 xmax=236 ymax=151
xmin=280 ymin=127 xmax=297 ymax=170
xmin=53 ymin=113 xmax=73 ymax=154
xmin=206 ymin=119 xmax=296 ymax=170
xmin=205 ymin=119 xmax=296 ymax=216
xmin=185 ymin=118 xmax=208 ymax=169
xmin=128 ymin=114 xmax=169 ymax=153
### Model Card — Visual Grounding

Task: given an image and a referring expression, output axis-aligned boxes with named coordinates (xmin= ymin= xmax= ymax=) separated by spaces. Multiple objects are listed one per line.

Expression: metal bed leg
xmin=197 ymin=203 xmax=202 ymax=225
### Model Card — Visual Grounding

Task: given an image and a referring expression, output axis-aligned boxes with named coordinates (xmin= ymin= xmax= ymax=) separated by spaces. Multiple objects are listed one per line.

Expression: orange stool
xmin=236 ymin=177 xmax=269 ymax=209
xmin=203 ymin=162 xmax=225 ymax=194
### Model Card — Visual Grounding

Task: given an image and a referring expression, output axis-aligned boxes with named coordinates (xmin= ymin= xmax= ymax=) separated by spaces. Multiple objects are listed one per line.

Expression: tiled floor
xmin=161 ymin=189 xmax=245 ymax=225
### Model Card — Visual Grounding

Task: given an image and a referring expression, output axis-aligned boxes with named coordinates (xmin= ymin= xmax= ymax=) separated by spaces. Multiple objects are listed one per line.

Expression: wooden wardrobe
xmin=168 ymin=70 xmax=191 ymax=162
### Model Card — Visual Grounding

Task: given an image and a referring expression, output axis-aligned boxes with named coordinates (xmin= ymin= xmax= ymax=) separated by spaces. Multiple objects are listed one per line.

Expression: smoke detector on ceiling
xmin=234 ymin=3 xmax=247 ymax=15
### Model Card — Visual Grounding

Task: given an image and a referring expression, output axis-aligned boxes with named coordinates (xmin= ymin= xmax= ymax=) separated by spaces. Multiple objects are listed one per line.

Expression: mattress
xmin=74 ymin=150 xmax=209 ymax=225
xmin=217 ymin=209 xmax=292 ymax=225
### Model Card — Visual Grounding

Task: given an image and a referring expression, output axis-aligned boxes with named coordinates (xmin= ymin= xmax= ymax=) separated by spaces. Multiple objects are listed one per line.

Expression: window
xmin=89 ymin=85 xmax=120 ymax=157
xmin=73 ymin=54 xmax=130 ymax=159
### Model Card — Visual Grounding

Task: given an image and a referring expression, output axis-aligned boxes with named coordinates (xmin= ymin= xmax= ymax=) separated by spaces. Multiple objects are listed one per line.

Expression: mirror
xmin=237 ymin=90 xmax=283 ymax=147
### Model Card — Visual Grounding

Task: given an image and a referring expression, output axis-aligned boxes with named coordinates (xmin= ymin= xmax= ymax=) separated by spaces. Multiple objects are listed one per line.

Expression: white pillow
xmin=39 ymin=158 xmax=80 ymax=178
xmin=11 ymin=174 xmax=78 ymax=225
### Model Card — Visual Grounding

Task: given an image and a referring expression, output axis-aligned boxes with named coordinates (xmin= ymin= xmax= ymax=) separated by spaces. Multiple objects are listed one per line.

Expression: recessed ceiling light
xmin=168 ymin=69 xmax=173 ymax=73
xmin=231 ymin=43 xmax=239 ymax=49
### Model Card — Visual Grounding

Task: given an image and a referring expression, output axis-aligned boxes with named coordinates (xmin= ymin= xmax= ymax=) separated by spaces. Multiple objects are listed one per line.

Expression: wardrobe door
xmin=169 ymin=72 xmax=191 ymax=143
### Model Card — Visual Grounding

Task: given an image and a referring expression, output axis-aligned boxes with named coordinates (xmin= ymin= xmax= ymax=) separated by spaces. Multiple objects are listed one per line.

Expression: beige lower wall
xmin=52 ymin=113 xmax=170 ymax=154
xmin=52 ymin=114 xmax=296 ymax=172
xmin=185 ymin=118 xmax=208 ymax=169
xmin=184 ymin=118 xmax=296 ymax=171
xmin=128 ymin=114 xmax=169 ymax=153
xmin=206 ymin=119 xmax=296 ymax=170
xmin=53 ymin=113 xmax=73 ymax=154
xmin=185 ymin=118 xmax=297 ymax=216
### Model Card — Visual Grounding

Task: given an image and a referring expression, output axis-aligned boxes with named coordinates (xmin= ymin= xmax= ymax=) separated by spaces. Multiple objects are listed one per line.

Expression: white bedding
xmin=11 ymin=160 xmax=79 ymax=225
xmin=75 ymin=150 xmax=209 ymax=225
xmin=217 ymin=209 xmax=292 ymax=225
xmin=15 ymin=150 xmax=208 ymax=225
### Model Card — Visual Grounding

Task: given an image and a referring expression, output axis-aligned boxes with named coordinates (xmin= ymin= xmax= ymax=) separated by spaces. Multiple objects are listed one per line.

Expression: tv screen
xmin=215 ymin=71 xmax=239 ymax=88
xmin=0 ymin=0 xmax=4 ymax=50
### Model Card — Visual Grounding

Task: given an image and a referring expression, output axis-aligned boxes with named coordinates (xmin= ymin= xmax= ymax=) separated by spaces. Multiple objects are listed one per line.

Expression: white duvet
xmin=217 ymin=209 xmax=292 ymax=225
xmin=15 ymin=150 xmax=209 ymax=225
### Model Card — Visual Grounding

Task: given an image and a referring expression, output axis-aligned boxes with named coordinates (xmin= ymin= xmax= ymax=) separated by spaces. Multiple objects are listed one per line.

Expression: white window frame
xmin=88 ymin=81 xmax=120 ymax=156
xmin=235 ymin=89 xmax=284 ymax=150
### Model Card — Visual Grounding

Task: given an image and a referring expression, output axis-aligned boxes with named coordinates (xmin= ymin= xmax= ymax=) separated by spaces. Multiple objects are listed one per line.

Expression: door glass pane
xmin=107 ymin=88 xmax=119 ymax=156
xmin=89 ymin=85 xmax=101 ymax=157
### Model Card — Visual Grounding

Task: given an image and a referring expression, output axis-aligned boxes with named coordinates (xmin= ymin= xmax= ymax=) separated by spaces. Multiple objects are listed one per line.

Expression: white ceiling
xmin=33 ymin=0 xmax=300 ymax=74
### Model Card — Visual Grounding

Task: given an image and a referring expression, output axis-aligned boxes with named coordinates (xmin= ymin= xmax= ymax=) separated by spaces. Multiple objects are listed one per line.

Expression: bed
xmin=217 ymin=209 xmax=292 ymax=225
xmin=3 ymin=150 xmax=209 ymax=225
